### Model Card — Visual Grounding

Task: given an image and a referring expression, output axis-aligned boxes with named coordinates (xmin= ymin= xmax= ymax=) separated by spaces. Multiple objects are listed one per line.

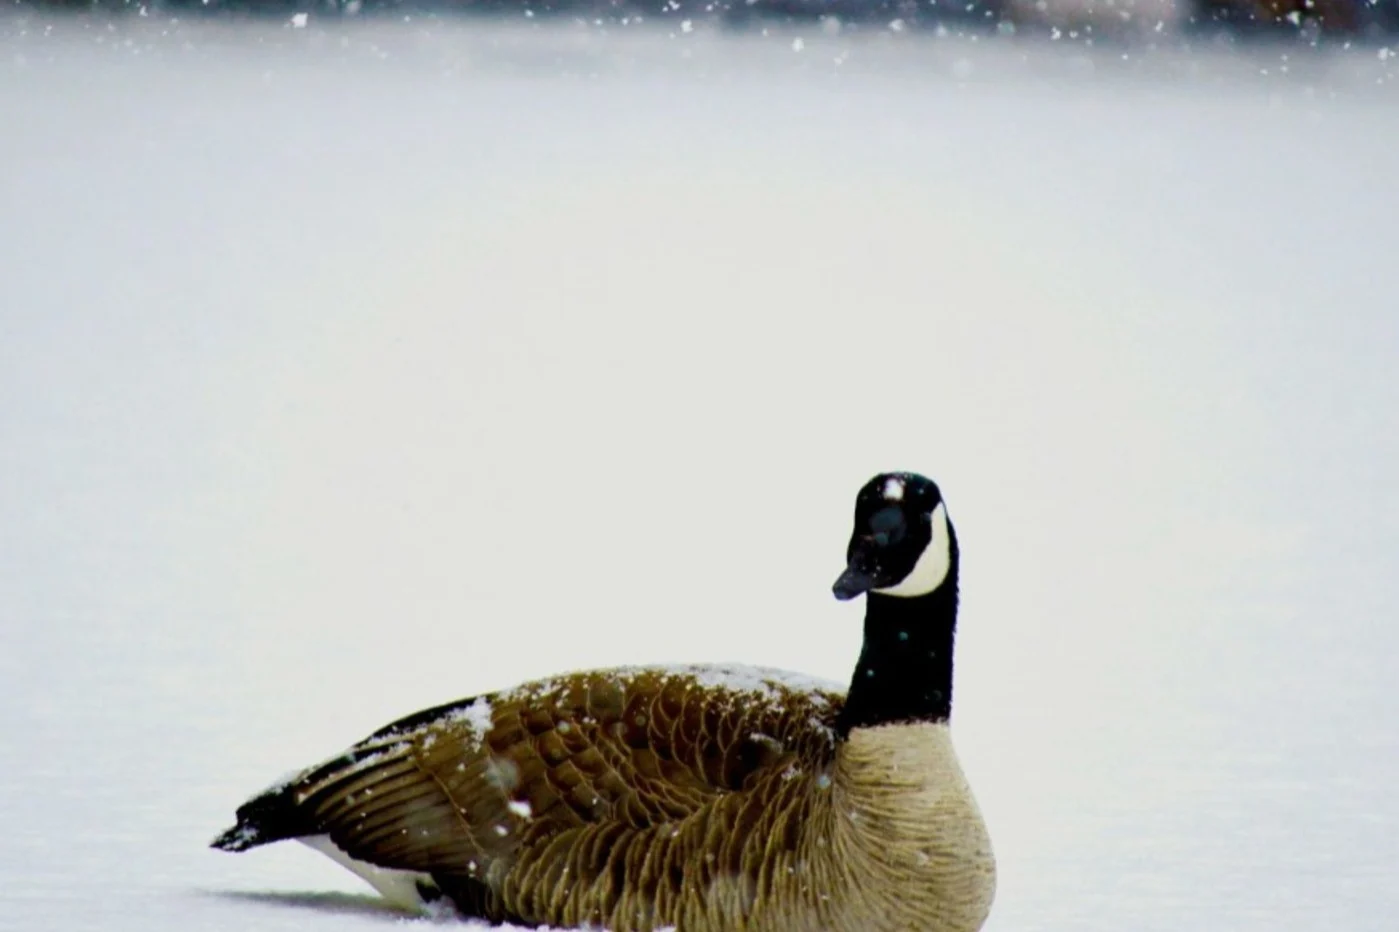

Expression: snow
xmin=650 ymin=664 xmax=845 ymax=701
xmin=501 ymin=663 xmax=845 ymax=709
xmin=2 ymin=13 xmax=1398 ymax=932
xmin=332 ymin=746 xmax=408 ymax=783
xmin=442 ymin=698 xmax=495 ymax=740
xmin=260 ymin=766 xmax=310 ymax=796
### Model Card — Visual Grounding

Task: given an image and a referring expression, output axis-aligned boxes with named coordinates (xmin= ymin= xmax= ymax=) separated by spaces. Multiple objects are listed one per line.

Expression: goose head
xmin=832 ymin=472 xmax=955 ymax=602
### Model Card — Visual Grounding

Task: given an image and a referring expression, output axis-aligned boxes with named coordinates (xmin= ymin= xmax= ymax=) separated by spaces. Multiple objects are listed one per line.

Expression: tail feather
xmin=211 ymin=782 xmax=309 ymax=852
xmin=211 ymin=691 xmax=493 ymax=856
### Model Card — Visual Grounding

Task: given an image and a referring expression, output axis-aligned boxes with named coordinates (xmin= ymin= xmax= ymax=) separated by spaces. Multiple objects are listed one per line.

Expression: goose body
xmin=214 ymin=473 xmax=996 ymax=931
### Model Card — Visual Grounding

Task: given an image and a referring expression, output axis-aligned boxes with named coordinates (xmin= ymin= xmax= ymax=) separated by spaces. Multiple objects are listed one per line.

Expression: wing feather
xmin=217 ymin=664 xmax=845 ymax=909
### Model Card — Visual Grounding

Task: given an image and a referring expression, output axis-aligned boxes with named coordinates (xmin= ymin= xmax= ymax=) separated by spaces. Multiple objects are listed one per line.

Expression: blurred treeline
xmin=12 ymin=0 xmax=1399 ymax=37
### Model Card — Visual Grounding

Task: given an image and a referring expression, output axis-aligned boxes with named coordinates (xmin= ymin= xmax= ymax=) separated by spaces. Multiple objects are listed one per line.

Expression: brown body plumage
xmin=216 ymin=665 xmax=993 ymax=931
xmin=213 ymin=472 xmax=997 ymax=931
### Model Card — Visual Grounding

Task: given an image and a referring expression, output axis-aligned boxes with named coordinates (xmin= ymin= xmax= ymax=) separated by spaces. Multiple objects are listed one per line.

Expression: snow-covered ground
xmin=2 ymin=14 xmax=1397 ymax=932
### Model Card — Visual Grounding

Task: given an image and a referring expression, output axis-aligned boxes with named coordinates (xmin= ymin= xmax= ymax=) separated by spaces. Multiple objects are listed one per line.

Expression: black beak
xmin=832 ymin=563 xmax=876 ymax=601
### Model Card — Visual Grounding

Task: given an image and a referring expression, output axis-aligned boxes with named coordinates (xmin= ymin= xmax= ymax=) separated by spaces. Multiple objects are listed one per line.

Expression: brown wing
xmin=267 ymin=665 xmax=843 ymax=903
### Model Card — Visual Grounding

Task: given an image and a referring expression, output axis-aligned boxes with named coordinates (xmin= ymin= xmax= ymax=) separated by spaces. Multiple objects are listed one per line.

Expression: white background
xmin=2 ymin=15 xmax=1396 ymax=932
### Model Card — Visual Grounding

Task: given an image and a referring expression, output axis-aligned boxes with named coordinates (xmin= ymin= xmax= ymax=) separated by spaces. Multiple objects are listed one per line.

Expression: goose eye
xmin=868 ymin=507 xmax=906 ymax=547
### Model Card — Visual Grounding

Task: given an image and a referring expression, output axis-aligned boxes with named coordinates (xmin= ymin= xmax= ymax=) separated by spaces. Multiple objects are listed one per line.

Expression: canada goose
xmin=213 ymin=471 xmax=995 ymax=931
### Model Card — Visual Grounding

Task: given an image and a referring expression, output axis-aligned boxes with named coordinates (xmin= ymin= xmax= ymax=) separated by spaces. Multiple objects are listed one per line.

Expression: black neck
xmin=835 ymin=571 xmax=959 ymax=738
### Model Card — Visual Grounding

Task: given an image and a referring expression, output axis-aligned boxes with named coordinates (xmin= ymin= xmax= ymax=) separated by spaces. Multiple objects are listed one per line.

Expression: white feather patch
xmin=874 ymin=502 xmax=952 ymax=598
xmin=298 ymin=835 xmax=433 ymax=913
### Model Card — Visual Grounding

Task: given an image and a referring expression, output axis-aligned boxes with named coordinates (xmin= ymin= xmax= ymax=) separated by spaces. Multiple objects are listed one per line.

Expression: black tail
xmin=210 ymin=782 xmax=308 ymax=853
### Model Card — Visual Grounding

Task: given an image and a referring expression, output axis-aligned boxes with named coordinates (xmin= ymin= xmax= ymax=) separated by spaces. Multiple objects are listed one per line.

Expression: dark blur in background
xmin=16 ymin=0 xmax=1399 ymax=40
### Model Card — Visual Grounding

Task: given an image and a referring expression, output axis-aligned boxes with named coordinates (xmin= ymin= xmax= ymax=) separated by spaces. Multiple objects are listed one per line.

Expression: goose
xmin=212 ymin=471 xmax=996 ymax=931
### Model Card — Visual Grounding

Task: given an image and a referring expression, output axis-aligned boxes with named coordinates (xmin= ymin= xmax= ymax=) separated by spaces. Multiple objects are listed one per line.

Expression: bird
xmin=212 ymin=471 xmax=996 ymax=932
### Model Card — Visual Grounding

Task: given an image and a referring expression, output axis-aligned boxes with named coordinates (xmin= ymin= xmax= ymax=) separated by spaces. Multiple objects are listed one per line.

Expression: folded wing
xmin=213 ymin=665 xmax=844 ymax=919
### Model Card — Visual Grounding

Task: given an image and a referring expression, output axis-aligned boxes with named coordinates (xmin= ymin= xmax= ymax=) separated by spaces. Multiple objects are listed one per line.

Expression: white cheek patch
xmin=873 ymin=502 xmax=951 ymax=598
